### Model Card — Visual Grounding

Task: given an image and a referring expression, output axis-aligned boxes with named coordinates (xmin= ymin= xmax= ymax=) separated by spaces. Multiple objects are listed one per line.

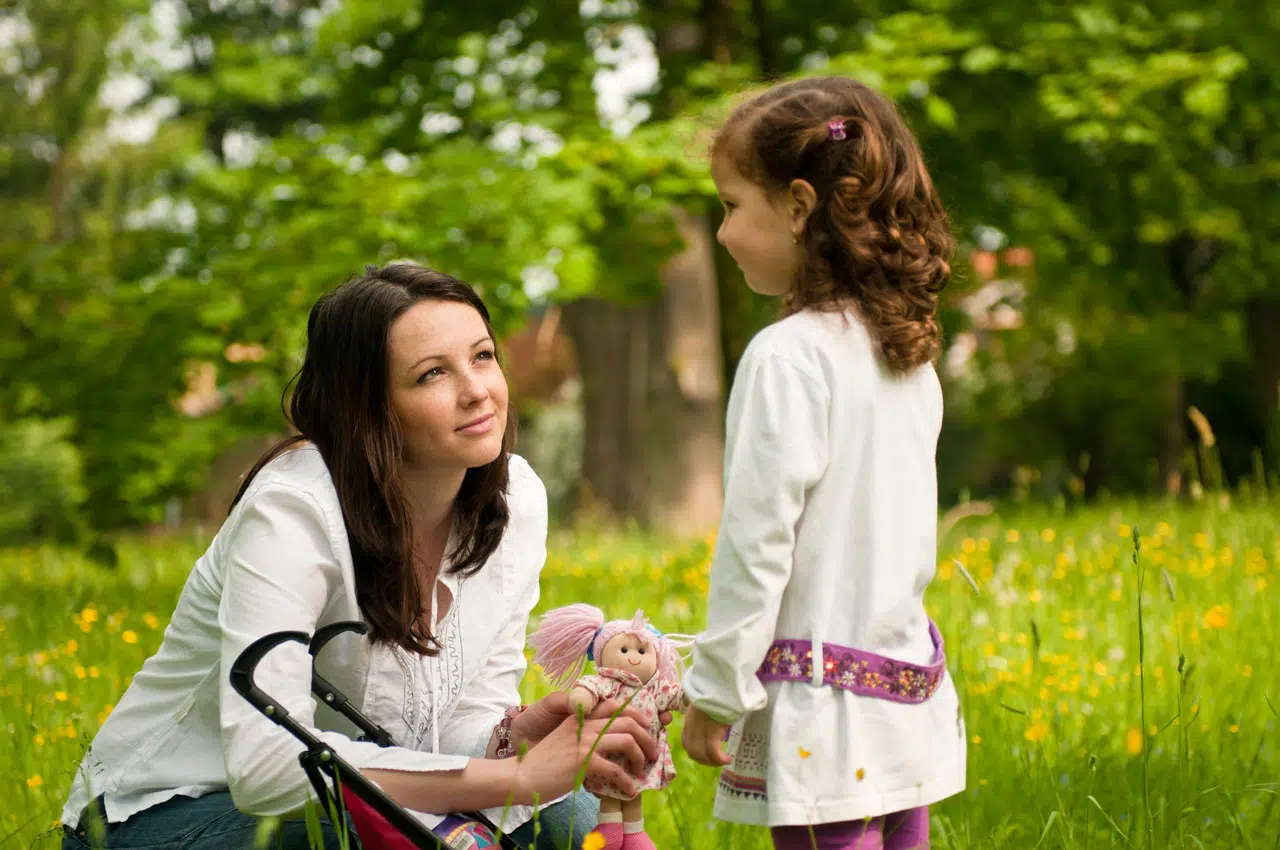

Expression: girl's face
xmin=599 ymin=633 xmax=659 ymax=684
xmin=386 ymin=299 xmax=509 ymax=474
xmin=712 ymin=153 xmax=808 ymax=297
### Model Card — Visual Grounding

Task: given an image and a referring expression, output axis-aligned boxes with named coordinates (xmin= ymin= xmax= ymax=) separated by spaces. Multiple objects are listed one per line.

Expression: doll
xmin=529 ymin=604 xmax=691 ymax=850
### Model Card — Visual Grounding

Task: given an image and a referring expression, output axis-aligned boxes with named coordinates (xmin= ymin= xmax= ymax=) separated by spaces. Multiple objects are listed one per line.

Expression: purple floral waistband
xmin=756 ymin=621 xmax=947 ymax=704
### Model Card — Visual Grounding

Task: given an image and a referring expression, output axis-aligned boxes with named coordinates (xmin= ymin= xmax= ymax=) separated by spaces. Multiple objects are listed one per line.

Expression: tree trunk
xmin=1246 ymin=295 xmax=1280 ymax=466
xmin=644 ymin=207 xmax=725 ymax=534
xmin=562 ymin=211 xmax=725 ymax=534
xmin=700 ymin=0 xmax=734 ymax=64
xmin=555 ymin=0 xmax=732 ymax=534
xmin=748 ymin=0 xmax=779 ymax=77
xmin=1157 ymin=374 xmax=1186 ymax=496
xmin=561 ymin=299 xmax=651 ymax=519
xmin=1161 ymin=235 xmax=1217 ymax=494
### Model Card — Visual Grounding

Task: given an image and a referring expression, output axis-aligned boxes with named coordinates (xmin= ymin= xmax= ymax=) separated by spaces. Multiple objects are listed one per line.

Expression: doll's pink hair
xmin=529 ymin=603 xmax=692 ymax=691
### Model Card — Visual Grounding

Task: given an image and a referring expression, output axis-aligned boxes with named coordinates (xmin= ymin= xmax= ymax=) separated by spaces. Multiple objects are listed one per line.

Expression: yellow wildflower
xmin=1202 ymin=605 xmax=1229 ymax=630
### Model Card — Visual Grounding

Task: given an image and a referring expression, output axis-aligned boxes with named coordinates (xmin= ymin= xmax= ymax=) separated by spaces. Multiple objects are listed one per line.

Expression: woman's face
xmin=386 ymin=299 xmax=509 ymax=474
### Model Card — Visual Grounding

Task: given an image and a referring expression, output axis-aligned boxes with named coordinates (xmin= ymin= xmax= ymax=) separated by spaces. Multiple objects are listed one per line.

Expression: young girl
xmin=681 ymin=76 xmax=966 ymax=850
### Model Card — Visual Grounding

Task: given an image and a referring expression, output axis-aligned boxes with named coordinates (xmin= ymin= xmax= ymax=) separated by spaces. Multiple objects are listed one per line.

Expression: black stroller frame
xmin=229 ymin=621 xmax=521 ymax=850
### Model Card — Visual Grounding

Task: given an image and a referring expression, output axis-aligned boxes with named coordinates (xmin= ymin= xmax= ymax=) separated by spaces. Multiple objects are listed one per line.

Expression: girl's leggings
xmin=770 ymin=806 xmax=929 ymax=850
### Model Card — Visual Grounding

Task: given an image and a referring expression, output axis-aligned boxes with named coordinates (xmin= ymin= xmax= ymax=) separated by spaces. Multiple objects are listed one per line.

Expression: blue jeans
xmin=63 ymin=790 xmax=599 ymax=850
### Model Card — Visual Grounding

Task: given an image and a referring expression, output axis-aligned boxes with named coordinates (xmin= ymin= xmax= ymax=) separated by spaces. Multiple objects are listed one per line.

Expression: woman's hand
xmin=680 ymin=705 xmax=731 ymax=767
xmin=510 ymin=692 xmax=671 ymax=754
xmin=513 ymin=705 xmax=659 ymax=803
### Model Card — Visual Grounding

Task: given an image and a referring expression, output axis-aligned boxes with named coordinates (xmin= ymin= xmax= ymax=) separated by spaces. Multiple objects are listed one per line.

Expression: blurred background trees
xmin=2 ymin=0 xmax=1276 ymax=543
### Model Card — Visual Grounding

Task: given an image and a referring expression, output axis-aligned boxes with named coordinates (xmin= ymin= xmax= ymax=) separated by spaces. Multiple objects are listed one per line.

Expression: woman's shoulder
xmin=492 ymin=454 xmax=548 ymax=586
xmin=505 ymin=453 xmax=547 ymax=523
xmin=235 ymin=443 xmax=341 ymax=520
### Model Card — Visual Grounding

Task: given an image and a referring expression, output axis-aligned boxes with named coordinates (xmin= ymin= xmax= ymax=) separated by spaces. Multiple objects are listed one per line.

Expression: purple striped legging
xmin=770 ymin=807 xmax=929 ymax=850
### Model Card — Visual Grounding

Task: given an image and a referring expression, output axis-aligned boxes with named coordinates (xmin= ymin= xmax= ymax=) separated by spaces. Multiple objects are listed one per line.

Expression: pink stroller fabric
xmin=342 ymin=786 xmax=503 ymax=849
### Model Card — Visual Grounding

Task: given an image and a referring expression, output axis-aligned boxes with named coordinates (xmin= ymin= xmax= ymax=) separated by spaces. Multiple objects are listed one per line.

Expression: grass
xmin=2 ymin=495 xmax=1277 ymax=849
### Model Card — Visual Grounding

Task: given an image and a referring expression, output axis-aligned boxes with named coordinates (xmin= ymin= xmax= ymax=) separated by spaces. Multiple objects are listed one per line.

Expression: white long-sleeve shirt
xmin=62 ymin=445 xmax=547 ymax=832
xmin=683 ymin=308 xmax=966 ymax=826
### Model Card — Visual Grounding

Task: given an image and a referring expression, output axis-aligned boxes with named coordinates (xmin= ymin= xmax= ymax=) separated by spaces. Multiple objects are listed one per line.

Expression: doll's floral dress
xmin=575 ymin=667 xmax=684 ymax=800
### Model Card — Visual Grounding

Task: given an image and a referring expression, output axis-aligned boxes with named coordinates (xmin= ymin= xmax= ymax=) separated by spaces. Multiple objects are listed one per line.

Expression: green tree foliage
xmin=2 ymin=0 xmax=1277 ymax=538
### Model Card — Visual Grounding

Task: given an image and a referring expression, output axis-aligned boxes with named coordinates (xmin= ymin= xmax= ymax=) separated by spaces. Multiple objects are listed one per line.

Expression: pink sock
xmin=621 ymin=827 xmax=657 ymax=850
xmin=594 ymin=821 xmax=625 ymax=850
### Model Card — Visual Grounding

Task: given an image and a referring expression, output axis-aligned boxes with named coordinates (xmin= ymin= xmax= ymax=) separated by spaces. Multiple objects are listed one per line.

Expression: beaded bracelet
xmin=493 ymin=705 xmax=528 ymax=759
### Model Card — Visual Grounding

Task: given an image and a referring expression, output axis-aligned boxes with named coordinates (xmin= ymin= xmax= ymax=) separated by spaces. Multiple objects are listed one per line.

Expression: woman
xmin=61 ymin=263 xmax=655 ymax=850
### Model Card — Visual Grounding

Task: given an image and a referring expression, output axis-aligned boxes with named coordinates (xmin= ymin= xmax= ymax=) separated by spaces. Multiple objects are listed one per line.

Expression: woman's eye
xmin=417 ymin=367 xmax=444 ymax=384
xmin=476 ymin=349 xmax=495 ymax=362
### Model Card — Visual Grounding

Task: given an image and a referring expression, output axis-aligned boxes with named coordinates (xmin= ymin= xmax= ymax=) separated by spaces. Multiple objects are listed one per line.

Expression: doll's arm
xmin=568 ymin=684 xmax=600 ymax=718
xmin=663 ymin=681 xmax=690 ymax=714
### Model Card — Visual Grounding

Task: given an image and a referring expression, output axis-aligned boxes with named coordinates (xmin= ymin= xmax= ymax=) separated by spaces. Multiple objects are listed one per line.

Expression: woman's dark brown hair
xmin=714 ymin=75 xmax=954 ymax=374
xmin=231 ymin=263 xmax=514 ymax=655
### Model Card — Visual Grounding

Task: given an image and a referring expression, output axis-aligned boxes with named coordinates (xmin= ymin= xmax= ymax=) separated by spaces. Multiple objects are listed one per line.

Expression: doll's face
xmin=598 ymin=633 xmax=659 ymax=683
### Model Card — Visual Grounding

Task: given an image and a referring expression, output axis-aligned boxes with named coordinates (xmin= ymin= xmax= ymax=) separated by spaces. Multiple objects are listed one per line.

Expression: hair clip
xmin=585 ymin=626 xmax=603 ymax=661
xmin=827 ymin=120 xmax=847 ymax=141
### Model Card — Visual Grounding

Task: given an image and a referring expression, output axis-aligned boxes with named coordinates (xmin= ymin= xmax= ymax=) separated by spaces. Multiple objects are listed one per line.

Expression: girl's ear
xmin=787 ymin=179 xmax=818 ymax=239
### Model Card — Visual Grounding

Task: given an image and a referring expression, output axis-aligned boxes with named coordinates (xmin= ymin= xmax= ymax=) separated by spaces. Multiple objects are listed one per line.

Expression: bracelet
xmin=493 ymin=705 xmax=528 ymax=759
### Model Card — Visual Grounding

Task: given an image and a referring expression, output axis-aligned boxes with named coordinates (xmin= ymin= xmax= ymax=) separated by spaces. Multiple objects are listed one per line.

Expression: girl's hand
xmin=514 ymin=709 xmax=658 ymax=803
xmin=681 ymin=705 xmax=731 ymax=767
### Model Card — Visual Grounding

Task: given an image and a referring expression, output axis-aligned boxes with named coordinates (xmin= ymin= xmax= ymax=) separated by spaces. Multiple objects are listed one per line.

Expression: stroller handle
xmin=228 ymin=630 xmax=311 ymax=728
xmin=229 ymin=628 xmax=522 ymax=849
xmin=308 ymin=621 xmax=395 ymax=747
xmin=310 ymin=620 xmax=366 ymax=656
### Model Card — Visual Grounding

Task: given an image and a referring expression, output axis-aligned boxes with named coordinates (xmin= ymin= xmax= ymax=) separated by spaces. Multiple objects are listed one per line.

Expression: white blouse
xmin=364 ymin=583 xmax=465 ymax=755
xmin=683 ymin=309 xmax=967 ymax=826
xmin=62 ymin=445 xmax=548 ymax=833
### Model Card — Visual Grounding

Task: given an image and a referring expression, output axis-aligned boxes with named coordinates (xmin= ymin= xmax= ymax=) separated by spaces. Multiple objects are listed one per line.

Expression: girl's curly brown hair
xmin=713 ymin=76 xmax=954 ymax=375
